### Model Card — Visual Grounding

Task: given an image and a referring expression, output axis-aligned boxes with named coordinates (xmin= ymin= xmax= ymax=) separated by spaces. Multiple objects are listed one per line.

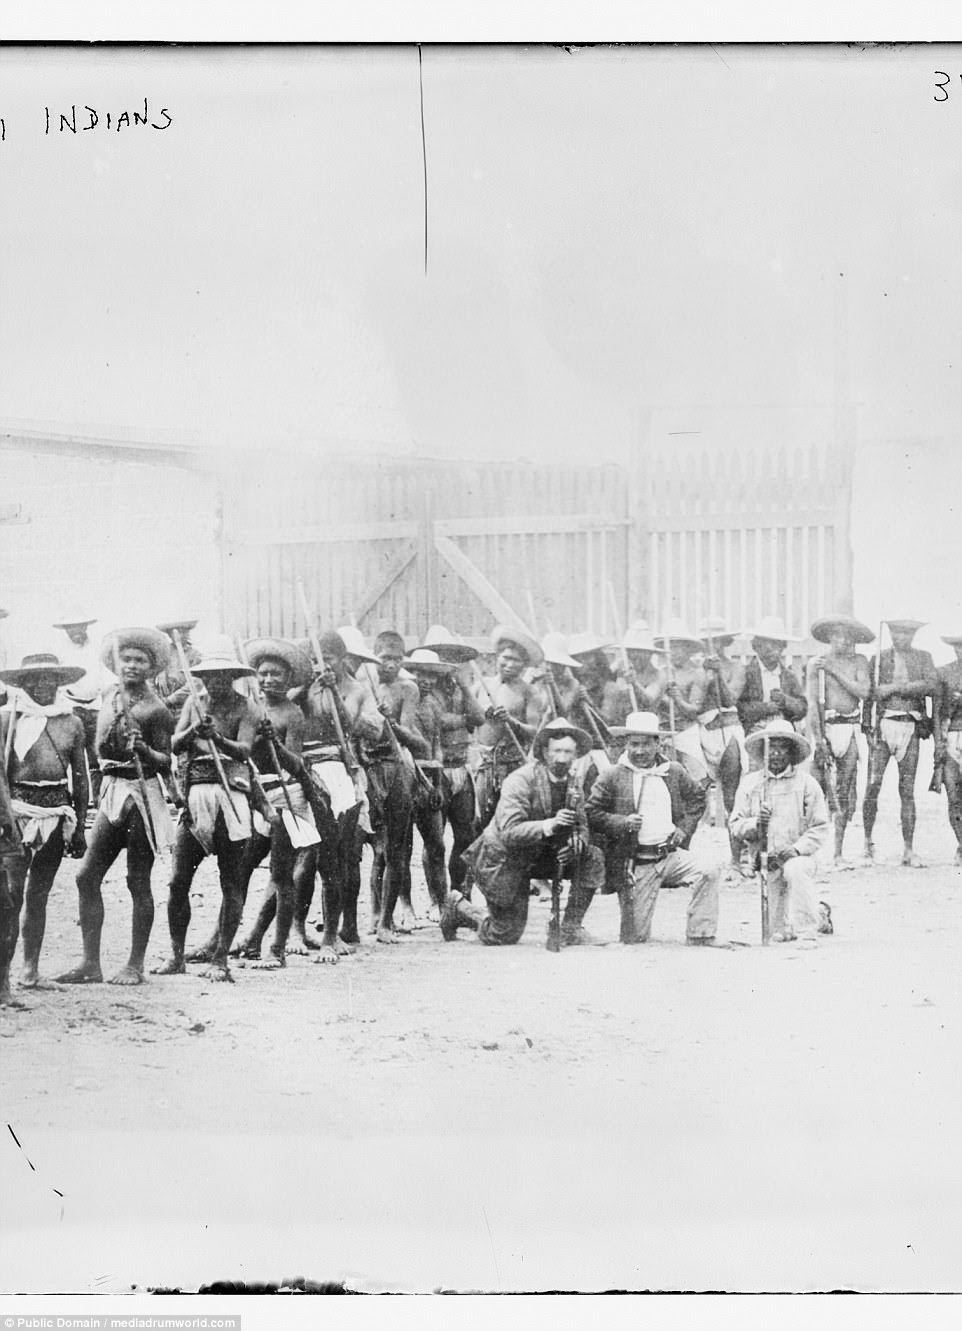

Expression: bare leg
xmin=230 ymin=832 xmax=273 ymax=958
xmin=202 ymin=818 xmax=248 ymax=981
xmin=0 ymin=859 xmax=27 ymax=1005
xmin=377 ymin=765 xmax=415 ymax=943
xmin=109 ymin=807 xmax=157 ymax=985
xmin=944 ymin=757 xmax=962 ymax=860
xmin=153 ymin=823 xmax=205 ymax=975
xmin=57 ymin=815 xmax=129 ymax=985
xmin=861 ymin=738 xmax=888 ymax=859
xmin=20 ymin=827 xmax=65 ymax=987
xmin=446 ymin=773 xmax=477 ymax=896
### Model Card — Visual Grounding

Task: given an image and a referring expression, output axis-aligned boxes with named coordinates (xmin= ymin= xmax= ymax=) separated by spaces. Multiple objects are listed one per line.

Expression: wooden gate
xmin=219 ymin=456 xmax=631 ymax=643
xmin=635 ymin=436 xmax=854 ymax=639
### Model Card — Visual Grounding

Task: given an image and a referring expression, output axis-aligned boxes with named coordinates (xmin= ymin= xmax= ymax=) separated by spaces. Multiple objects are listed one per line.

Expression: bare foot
xmin=19 ymin=972 xmax=61 ymax=990
xmin=902 ymin=849 xmax=925 ymax=868
xmin=395 ymin=901 xmax=417 ymax=933
xmin=829 ymin=858 xmax=855 ymax=873
xmin=862 ymin=842 xmax=875 ymax=864
xmin=0 ymin=984 xmax=29 ymax=1008
xmin=376 ymin=925 xmax=398 ymax=945
xmin=287 ymin=926 xmax=321 ymax=954
xmin=312 ymin=944 xmax=340 ymax=965
xmin=229 ymin=942 xmax=262 ymax=961
xmin=55 ymin=963 xmax=104 ymax=984
xmin=252 ymin=953 xmax=285 ymax=970
xmin=426 ymin=904 xmax=441 ymax=924
xmin=185 ymin=944 xmax=216 ymax=963
xmin=201 ymin=963 xmax=234 ymax=983
xmin=150 ymin=958 xmax=186 ymax=976
xmin=108 ymin=965 xmax=145 ymax=986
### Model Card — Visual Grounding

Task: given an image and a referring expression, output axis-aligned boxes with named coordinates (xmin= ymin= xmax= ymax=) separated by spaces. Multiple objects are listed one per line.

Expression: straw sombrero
xmin=0 ymin=652 xmax=86 ymax=689
xmin=100 ymin=627 xmax=171 ymax=673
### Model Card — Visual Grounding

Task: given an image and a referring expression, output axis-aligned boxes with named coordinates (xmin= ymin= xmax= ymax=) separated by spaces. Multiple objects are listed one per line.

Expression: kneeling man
xmin=443 ymin=718 xmax=604 ymax=947
xmin=586 ymin=711 xmax=726 ymax=947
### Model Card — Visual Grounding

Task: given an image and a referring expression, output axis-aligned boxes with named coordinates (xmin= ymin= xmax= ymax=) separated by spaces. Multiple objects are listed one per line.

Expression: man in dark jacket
xmin=586 ymin=711 xmax=728 ymax=947
xmin=736 ymin=617 xmax=808 ymax=735
xmin=442 ymin=718 xmax=605 ymax=947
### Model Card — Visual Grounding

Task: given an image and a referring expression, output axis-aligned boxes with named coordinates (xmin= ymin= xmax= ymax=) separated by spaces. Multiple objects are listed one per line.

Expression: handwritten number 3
xmin=934 ymin=71 xmax=951 ymax=102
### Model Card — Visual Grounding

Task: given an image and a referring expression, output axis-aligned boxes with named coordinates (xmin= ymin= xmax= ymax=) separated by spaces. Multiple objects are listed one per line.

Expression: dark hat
xmin=0 ymin=652 xmax=86 ymax=689
xmin=810 ymin=615 xmax=875 ymax=645
xmin=100 ymin=627 xmax=171 ymax=673
xmin=244 ymin=637 xmax=313 ymax=688
xmin=491 ymin=623 xmax=543 ymax=667
xmin=531 ymin=716 xmax=593 ymax=759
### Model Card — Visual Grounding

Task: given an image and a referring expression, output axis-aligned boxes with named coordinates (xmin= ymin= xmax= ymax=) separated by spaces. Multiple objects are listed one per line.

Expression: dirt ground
xmin=1 ymin=770 xmax=961 ymax=1294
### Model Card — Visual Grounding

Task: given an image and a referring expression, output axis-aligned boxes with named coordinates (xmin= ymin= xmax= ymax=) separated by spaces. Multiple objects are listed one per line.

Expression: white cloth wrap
xmin=309 ymin=758 xmax=359 ymax=817
xmin=252 ymin=779 xmax=313 ymax=838
xmin=825 ymin=722 xmax=857 ymax=761
xmin=670 ymin=723 xmax=709 ymax=783
xmin=185 ymin=784 xmax=251 ymax=852
xmin=10 ymin=799 xmax=77 ymax=851
xmin=879 ymin=717 xmax=916 ymax=764
xmin=99 ymin=773 xmax=174 ymax=854
xmin=698 ymin=718 xmax=747 ymax=779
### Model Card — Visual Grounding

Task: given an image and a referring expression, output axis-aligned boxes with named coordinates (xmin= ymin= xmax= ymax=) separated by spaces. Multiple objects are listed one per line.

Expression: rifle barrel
xmin=171 ymin=629 xmax=236 ymax=804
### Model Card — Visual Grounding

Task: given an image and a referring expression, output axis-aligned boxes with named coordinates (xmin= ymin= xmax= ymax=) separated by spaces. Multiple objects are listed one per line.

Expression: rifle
xmin=472 ymin=663 xmax=529 ymax=763
xmin=929 ymin=749 xmax=945 ymax=796
xmin=171 ymin=629 xmax=237 ymax=805
xmin=702 ymin=633 xmax=729 ymax=750
xmin=662 ymin=620 xmax=678 ymax=760
xmin=111 ymin=641 xmax=160 ymax=855
xmin=606 ymin=579 xmax=639 ymax=712
xmin=868 ymin=620 xmax=885 ymax=741
xmin=546 ymin=773 xmax=580 ymax=953
xmin=295 ymin=580 xmax=359 ymax=777
xmin=816 ymin=666 xmax=842 ymax=816
xmin=759 ymin=735 xmax=770 ymax=946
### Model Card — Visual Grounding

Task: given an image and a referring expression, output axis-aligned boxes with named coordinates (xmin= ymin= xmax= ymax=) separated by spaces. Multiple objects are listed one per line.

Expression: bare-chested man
xmin=217 ymin=638 xmax=318 ymax=968
xmin=364 ymin=629 xmax=429 ymax=942
xmin=567 ymin=632 xmax=633 ymax=750
xmin=474 ymin=625 xmax=544 ymax=830
xmin=533 ymin=633 xmax=582 ymax=721
xmin=652 ymin=620 xmax=710 ymax=787
xmin=295 ymin=629 xmax=384 ymax=960
xmin=806 ymin=614 xmax=874 ymax=870
xmin=0 ymin=654 xmax=88 ymax=994
xmin=933 ymin=633 xmax=962 ymax=866
xmin=57 ymin=628 xmax=174 ymax=987
xmin=861 ymin=619 xmax=936 ymax=868
xmin=617 ymin=621 xmax=665 ymax=712
xmin=153 ymin=643 xmax=257 ymax=981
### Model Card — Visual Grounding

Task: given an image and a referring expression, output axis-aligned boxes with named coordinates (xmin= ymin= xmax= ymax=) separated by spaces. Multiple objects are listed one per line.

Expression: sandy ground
xmin=1 ymin=771 xmax=961 ymax=1295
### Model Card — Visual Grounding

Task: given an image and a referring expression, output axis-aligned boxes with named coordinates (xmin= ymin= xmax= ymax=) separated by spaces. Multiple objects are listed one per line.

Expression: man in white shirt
xmin=729 ymin=718 xmax=833 ymax=945
xmin=586 ymin=712 xmax=727 ymax=947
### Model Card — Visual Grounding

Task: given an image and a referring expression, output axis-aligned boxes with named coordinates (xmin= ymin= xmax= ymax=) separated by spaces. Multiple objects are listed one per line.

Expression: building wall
xmin=0 ymin=445 xmax=220 ymax=661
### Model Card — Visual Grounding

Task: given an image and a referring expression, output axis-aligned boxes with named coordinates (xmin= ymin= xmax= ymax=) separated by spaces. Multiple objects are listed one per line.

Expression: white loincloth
xmin=309 ymin=758 xmax=359 ymax=818
xmin=670 ymin=724 xmax=709 ymax=783
xmin=185 ymin=784 xmax=251 ymax=853
xmin=879 ymin=717 xmax=916 ymax=764
xmin=825 ymin=722 xmax=857 ymax=761
xmin=698 ymin=716 xmax=747 ymax=779
xmin=946 ymin=732 xmax=962 ymax=768
xmin=10 ymin=799 xmax=76 ymax=851
xmin=252 ymin=778 xmax=316 ymax=839
xmin=99 ymin=773 xmax=174 ymax=855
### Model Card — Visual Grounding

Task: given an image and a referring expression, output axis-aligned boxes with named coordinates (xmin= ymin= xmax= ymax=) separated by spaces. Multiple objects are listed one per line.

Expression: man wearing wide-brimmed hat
xmin=617 ymin=620 xmax=664 ymax=711
xmin=736 ymin=616 xmax=808 ymax=735
xmin=405 ymin=647 xmax=487 ymax=917
xmin=806 ymin=614 xmax=874 ymax=869
xmin=213 ymin=637 xmax=322 ymax=968
xmin=56 ymin=627 xmax=175 ymax=988
xmin=446 ymin=718 xmax=605 ymax=947
xmin=0 ymin=654 xmax=89 ymax=997
xmin=861 ymin=619 xmax=937 ymax=868
xmin=53 ymin=613 xmax=107 ymax=805
xmin=730 ymin=719 xmax=832 ymax=945
xmin=933 ymin=633 xmax=962 ymax=865
xmin=567 ymin=631 xmax=633 ymax=741
xmin=153 ymin=640 xmax=259 ymax=982
xmin=296 ymin=628 xmax=384 ymax=956
xmin=473 ymin=624 xmax=546 ymax=832
xmin=652 ymin=619 xmax=710 ymax=785
xmin=153 ymin=618 xmax=203 ymax=716
xmin=586 ymin=712 xmax=727 ymax=947
xmin=695 ymin=617 xmax=748 ymax=872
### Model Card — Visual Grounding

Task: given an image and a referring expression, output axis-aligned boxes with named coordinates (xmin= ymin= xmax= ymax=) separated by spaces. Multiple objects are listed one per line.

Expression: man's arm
xmin=673 ymin=766 xmax=707 ymax=844
xmin=728 ymin=775 xmax=762 ymax=842
xmin=793 ymin=778 xmax=830 ymax=857
xmin=134 ymin=700 xmax=174 ymax=775
xmin=498 ymin=768 xmax=569 ymax=849
xmin=585 ymin=769 xmax=632 ymax=841
xmin=389 ymin=680 xmax=430 ymax=758
xmin=877 ymin=650 xmax=938 ymax=702
xmin=67 ymin=717 xmax=89 ymax=852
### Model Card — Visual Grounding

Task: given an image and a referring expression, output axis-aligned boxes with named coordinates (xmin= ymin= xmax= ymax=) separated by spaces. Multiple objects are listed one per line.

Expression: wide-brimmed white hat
xmin=0 ymin=652 xmax=86 ymax=689
xmin=567 ymin=631 xmax=615 ymax=659
xmin=653 ymin=618 xmax=702 ymax=654
xmin=884 ymin=618 xmax=926 ymax=634
xmin=422 ymin=624 xmax=478 ymax=663
xmin=609 ymin=710 xmax=662 ymax=739
xmin=541 ymin=632 xmax=581 ymax=668
xmin=403 ymin=648 xmax=456 ymax=675
xmin=334 ymin=625 xmax=380 ymax=665
xmin=748 ymin=616 xmax=791 ymax=645
xmin=697 ymin=616 xmax=736 ymax=646
xmin=623 ymin=620 xmax=658 ymax=653
xmin=491 ymin=623 xmax=543 ymax=667
xmin=744 ymin=717 xmax=811 ymax=763
xmin=243 ymin=637 xmax=313 ymax=688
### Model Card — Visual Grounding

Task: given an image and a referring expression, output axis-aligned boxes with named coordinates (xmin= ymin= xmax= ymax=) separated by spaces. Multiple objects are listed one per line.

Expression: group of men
xmin=0 ymin=605 xmax=957 ymax=1003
